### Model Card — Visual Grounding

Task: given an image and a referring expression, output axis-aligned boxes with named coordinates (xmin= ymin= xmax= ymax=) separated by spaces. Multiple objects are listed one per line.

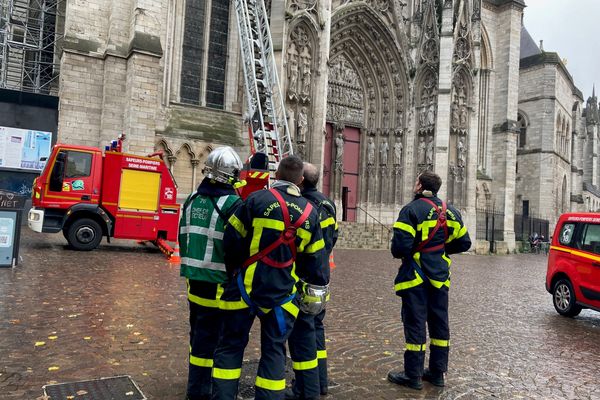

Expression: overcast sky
xmin=523 ymin=0 xmax=600 ymax=100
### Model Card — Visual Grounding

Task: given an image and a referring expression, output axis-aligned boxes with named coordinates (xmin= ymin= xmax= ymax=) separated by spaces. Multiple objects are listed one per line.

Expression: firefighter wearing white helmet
xmin=179 ymin=146 xmax=243 ymax=400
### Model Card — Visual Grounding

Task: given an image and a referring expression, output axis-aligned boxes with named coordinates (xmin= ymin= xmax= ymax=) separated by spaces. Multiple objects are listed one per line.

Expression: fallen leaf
xmin=125 ymin=392 xmax=134 ymax=396
xmin=9 ymin=319 xmax=20 ymax=324
xmin=66 ymin=396 xmax=74 ymax=400
xmin=383 ymin=351 xmax=392 ymax=356
xmin=76 ymin=390 xmax=88 ymax=395
xmin=48 ymin=366 xmax=60 ymax=371
xmin=126 ymin=324 xmax=134 ymax=328
xmin=68 ymin=314 xmax=78 ymax=318
xmin=142 ymin=372 xmax=148 ymax=376
xmin=35 ymin=341 xmax=46 ymax=347
xmin=133 ymin=332 xmax=141 ymax=336
xmin=83 ymin=337 xmax=92 ymax=340
xmin=48 ymin=336 xmax=58 ymax=340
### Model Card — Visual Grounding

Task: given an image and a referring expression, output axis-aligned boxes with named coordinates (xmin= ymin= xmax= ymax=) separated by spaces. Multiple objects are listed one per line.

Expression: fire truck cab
xmin=28 ymin=136 xmax=180 ymax=251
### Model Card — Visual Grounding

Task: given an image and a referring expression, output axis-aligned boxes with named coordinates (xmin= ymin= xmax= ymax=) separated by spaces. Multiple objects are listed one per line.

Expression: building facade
xmin=9 ymin=0 xmax=600 ymax=251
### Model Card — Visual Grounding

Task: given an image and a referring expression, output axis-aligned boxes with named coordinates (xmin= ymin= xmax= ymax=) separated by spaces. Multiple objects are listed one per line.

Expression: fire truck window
xmin=559 ymin=223 xmax=575 ymax=246
xmin=580 ymin=224 xmax=600 ymax=254
xmin=65 ymin=151 xmax=92 ymax=178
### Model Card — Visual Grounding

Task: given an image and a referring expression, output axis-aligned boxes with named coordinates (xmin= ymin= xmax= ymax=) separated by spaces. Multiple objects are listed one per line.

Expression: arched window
xmin=517 ymin=112 xmax=527 ymax=148
xmin=180 ymin=0 xmax=231 ymax=109
xmin=561 ymin=176 xmax=567 ymax=214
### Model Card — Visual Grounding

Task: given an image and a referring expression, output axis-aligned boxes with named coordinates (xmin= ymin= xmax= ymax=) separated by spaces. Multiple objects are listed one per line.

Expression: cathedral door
xmin=342 ymin=127 xmax=360 ymax=222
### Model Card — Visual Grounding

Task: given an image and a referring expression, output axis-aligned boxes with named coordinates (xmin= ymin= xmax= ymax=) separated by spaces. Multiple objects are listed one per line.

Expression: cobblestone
xmin=1 ymin=231 xmax=600 ymax=399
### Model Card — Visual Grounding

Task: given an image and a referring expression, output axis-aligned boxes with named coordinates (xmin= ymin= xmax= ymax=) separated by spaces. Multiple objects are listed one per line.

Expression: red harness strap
xmin=414 ymin=198 xmax=448 ymax=254
xmin=242 ymin=188 xmax=313 ymax=269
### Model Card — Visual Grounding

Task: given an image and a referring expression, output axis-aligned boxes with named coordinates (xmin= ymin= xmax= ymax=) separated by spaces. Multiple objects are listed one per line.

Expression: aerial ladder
xmin=233 ymin=0 xmax=293 ymax=198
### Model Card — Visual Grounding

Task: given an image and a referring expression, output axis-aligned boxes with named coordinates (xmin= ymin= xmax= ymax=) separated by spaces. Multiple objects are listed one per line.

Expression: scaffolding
xmin=0 ymin=0 xmax=64 ymax=96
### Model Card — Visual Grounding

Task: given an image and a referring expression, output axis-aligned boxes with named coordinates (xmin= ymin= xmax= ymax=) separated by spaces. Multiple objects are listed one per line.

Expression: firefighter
xmin=179 ymin=146 xmax=243 ymax=400
xmin=286 ymin=163 xmax=338 ymax=400
xmin=212 ymin=155 xmax=326 ymax=400
xmin=387 ymin=171 xmax=471 ymax=390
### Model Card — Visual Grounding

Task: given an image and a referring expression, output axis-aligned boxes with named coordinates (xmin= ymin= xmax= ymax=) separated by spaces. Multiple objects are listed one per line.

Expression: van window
xmin=559 ymin=223 xmax=576 ymax=246
xmin=580 ymin=224 xmax=600 ymax=255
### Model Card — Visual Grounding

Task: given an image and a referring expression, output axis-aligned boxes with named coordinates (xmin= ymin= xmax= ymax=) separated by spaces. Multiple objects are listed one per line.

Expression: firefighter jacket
xmin=391 ymin=193 xmax=471 ymax=293
xmin=179 ymin=178 xmax=241 ymax=284
xmin=222 ymin=181 xmax=326 ymax=310
xmin=301 ymin=185 xmax=338 ymax=284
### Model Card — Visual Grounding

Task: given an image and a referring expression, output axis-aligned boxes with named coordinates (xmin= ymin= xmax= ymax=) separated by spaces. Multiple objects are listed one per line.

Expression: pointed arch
xmin=480 ymin=23 xmax=494 ymax=70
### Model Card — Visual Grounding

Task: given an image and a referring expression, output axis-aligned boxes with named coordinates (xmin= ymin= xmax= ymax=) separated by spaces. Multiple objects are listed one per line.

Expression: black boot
xmin=283 ymin=388 xmax=319 ymax=400
xmin=387 ymin=371 xmax=423 ymax=390
xmin=423 ymin=369 xmax=445 ymax=387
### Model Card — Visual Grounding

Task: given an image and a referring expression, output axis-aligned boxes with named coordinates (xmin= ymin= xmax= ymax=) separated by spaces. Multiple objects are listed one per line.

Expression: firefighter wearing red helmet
xmin=387 ymin=171 xmax=471 ymax=390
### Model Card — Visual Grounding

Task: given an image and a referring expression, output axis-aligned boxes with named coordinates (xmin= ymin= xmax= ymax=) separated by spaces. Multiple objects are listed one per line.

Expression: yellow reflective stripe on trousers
xmin=187 ymin=279 xmax=223 ymax=308
xmin=228 ymin=214 xmax=247 ymax=238
xmin=190 ymin=355 xmax=213 ymax=367
xmin=292 ymin=358 xmax=318 ymax=371
xmin=255 ymin=376 xmax=286 ymax=391
xmin=405 ymin=343 xmax=426 ymax=351
xmin=213 ymin=367 xmax=242 ymax=380
xmin=394 ymin=270 xmax=424 ymax=291
xmin=393 ymin=221 xmax=416 ymax=237
xmin=317 ymin=350 xmax=327 ymax=359
xmin=219 ymin=299 xmax=249 ymax=310
xmin=430 ymin=338 xmax=450 ymax=347
xmin=281 ymin=300 xmax=299 ymax=318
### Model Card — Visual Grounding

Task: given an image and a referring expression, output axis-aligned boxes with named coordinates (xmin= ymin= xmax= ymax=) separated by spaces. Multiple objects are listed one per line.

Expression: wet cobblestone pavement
xmin=2 ymin=230 xmax=600 ymax=399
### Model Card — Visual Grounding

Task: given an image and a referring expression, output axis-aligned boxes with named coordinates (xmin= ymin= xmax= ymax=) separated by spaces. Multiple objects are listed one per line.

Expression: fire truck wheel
xmin=65 ymin=218 xmax=103 ymax=251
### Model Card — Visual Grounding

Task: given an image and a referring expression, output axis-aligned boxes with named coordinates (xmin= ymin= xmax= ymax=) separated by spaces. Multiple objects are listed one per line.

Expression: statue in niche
xmin=427 ymin=101 xmax=436 ymax=127
xmin=394 ymin=140 xmax=403 ymax=165
xmin=301 ymin=49 xmax=312 ymax=98
xmin=418 ymin=136 xmax=426 ymax=164
xmin=426 ymin=136 xmax=434 ymax=165
xmin=457 ymin=137 xmax=466 ymax=167
xmin=367 ymin=77 xmax=375 ymax=100
xmin=451 ymin=104 xmax=460 ymax=128
xmin=460 ymin=105 xmax=468 ymax=128
xmin=367 ymin=137 xmax=376 ymax=165
xmin=297 ymin=107 xmax=308 ymax=143
xmin=380 ymin=138 xmax=389 ymax=166
xmin=335 ymin=133 xmax=344 ymax=166
xmin=419 ymin=100 xmax=427 ymax=128
xmin=288 ymin=48 xmax=299 ymax=98
xmin=296 ymin=143 xmax=306 ymax=160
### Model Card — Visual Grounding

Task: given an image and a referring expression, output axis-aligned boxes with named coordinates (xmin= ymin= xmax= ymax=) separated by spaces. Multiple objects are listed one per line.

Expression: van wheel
xmin=65 ymin=218 xmax=103 ymax=251
xmin=553 ymin=279 xmax=582 ymax=317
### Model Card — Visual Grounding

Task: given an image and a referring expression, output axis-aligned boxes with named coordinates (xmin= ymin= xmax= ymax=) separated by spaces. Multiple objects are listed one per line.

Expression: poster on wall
xmin=0 ymin=127 xmax=52 ymax=171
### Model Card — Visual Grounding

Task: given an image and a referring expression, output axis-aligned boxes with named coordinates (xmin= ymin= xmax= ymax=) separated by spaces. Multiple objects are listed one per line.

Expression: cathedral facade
xmin=54 ymin=0 xmax=530 ymax=250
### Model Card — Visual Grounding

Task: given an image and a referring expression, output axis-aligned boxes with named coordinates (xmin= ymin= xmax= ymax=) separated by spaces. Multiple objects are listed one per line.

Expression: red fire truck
xmin=27 ymin=135 xmax=180 ymax=251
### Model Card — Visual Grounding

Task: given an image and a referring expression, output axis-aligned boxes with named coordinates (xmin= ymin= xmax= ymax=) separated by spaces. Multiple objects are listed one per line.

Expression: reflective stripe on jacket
xmin=391 ymin=194 xmax=471 ymax=293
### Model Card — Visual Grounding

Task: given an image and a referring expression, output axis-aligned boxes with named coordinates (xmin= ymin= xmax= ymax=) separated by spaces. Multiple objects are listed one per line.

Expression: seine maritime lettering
xmin=125 ymin=157 xmax=160 ymax=171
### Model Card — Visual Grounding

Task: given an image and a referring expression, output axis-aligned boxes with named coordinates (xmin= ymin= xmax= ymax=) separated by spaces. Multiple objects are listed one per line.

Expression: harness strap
xmin=237 ymin=273 xmax=296 ymax=335
xmin=414 ymin=198 xmax=448 ymax=254
xmin=242 ymin=189 xmax=313 ymax=269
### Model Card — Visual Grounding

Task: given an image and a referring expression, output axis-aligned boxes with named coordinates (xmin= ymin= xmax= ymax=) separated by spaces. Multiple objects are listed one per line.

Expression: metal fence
xmin=476 ymin=207 xmax=505 ymax=252
xmin=514 ymin=213 xmax=550 ymax=242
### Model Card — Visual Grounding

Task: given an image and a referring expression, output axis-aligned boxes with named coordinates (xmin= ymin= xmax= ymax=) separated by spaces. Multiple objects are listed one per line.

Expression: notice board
xmin=0 ymin=126 xmax=52 ymax=171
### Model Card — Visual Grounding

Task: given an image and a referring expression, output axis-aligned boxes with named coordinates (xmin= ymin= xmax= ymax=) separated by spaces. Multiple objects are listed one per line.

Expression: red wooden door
xmin=342 ymin=127 xmax=360 ymax=222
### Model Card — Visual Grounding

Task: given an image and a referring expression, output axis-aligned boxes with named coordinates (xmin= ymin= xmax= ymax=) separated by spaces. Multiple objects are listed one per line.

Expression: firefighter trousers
xmin=288 ymin=310 xmax=321 ymax=399
xmin=400 ymin=282 xmax=450 ymax=378
xmin=211 ymin=307 xmax=295 ymax=400
xmin=314 ymin=309 xmax=328 ymax=394
xmin=187 ymin=281 xmax=223 ymax=400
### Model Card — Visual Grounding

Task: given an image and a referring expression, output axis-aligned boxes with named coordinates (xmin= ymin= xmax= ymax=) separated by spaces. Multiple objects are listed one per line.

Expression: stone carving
xmin=288 ymin=0 xmax=317 ymax=12
xmin=300 ymin=47 xmax=312 ymax=100
xmin=427 ymin=101 xmax=436 ymax=127
xmin=287 ymin=44 xmax=299 ymax=99
xmin=327 ymin=55 xmax=364 ymax=125
xmin=426 ymin=136 xmax=434 ymax=165
xmin=380 ymin=138 xmax=389 ymax=166
xmin=297 ymin=107 xmax=308 ymax=143
xmin=335 ymin=133 xmax=345 ymax=170
xmin=418 ymin=136 xmax=426 ymax=164
xmin=394 ymin=139 xmax=403 ymax=165
xmin=367 ymin=137 xmax=376 ymax=165
xmin=457 ymin=137 xmax=466 ymax=167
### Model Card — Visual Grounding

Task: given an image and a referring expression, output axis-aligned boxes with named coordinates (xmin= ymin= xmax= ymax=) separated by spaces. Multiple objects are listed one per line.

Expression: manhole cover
xmin=43 ymin=375 xmax=146 ymax=400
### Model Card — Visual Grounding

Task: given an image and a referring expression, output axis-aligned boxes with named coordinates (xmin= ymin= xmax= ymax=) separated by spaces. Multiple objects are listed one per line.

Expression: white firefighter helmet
xmin=297 ymin=281 xmax=330 ymax=315
xmin=203 ymin=146 xmax=243 ymax=185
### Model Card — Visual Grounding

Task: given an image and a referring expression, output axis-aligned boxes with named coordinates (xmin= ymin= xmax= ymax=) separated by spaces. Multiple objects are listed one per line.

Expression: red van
xmin=546 ymin=213 xmax=600 ymax=316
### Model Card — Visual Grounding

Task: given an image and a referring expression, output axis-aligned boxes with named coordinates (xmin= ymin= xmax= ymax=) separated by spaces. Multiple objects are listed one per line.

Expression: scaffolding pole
xmin=0 ymin=0 xmax=64 ymax=96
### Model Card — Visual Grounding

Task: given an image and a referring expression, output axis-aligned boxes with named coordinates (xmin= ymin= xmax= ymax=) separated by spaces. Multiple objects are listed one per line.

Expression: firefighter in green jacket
xmin=179 ymin=146 xmax=243 ymax=400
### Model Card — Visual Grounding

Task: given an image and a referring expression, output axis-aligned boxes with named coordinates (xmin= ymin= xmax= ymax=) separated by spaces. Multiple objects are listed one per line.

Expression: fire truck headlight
xmin=29 ymin=212 xmax=40 ymax=221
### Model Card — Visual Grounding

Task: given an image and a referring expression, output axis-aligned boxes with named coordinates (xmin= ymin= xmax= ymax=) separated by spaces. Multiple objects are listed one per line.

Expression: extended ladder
xmin=233 ymin=0 xmax=293 ymax=178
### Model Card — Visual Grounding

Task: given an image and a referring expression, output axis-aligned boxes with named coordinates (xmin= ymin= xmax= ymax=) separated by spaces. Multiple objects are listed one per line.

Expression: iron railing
xmin=356 ymin=205 xmax=392 ymax=247
xmin=476 ymin=207 xmax=505 ymax=252
xmin=514 ymin=213 xmax=549 ymax=242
